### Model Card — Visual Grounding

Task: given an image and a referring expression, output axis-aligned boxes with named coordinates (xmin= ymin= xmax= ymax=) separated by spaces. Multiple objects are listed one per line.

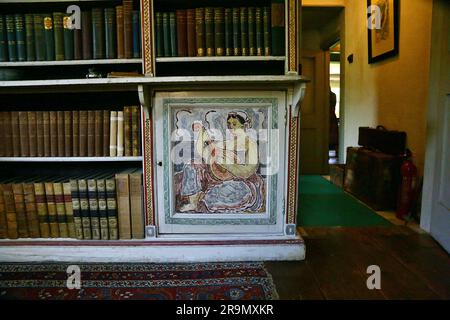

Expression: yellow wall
xmin=343 ymin=0 xmax=433 ymax=174
xmin=303 ymin=0 xmax=345 ymax=6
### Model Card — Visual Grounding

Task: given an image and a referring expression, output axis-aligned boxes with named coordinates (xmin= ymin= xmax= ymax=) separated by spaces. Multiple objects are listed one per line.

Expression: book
xmin=53 ymin=12 xmax=65 ymax=61
xmin=116 ymin=111 xmax=124 ymax=156
xmin=105 ymin=8 xmax=116 ymax=59
xmin=105 ymin=177 xmax=118 ymax=239
xmin=18 ymin=111 xmax=29 ymax=157
xmin=87 ymin=110 xmax=95 ymax=157
xmin=240 ymin=7 xmax=248 ymax=56
xmin=33 ymin=15 xmax=46 ymax=61
xmin=78 ymin=179 xmax=91 ymax=239
xmin=214 ymin=8 xmax=225 ymax=57
xmin=73 ymin=16 xmax=82 ymax=60
xmin=79 ymin=110 xmax=88 ymax=157
xmin=5 ymin=15 xmax=17 ymax=62
xmin=109 ymin=111 xmax=118 ymax=157
xmin=0 ymin=184 xmax=7 ymax=238
xmin=186 ymin=9 xmax=196 ymax=57
xmin=131 ymin=106 xmax=140 ymax=156
xmin=195 ymin=8 xmax=205 ymax=57
xmin=2 ymin=184 xmax=19 ymax=239
xmin=129 ymin=171 xmax=144 ymax=239
xmin=43 ymin=14 xmax=55 ymax=61
xmin=44 ymin=182 xmax=59 ymax=237
xmin=97 ymin=178 xmax=109 ymax=240
xmin=162 ymin=12 xmax=170 ymax=57
xmin=69 ymin=179 xmax=83 ymax=239
xmin=94 ymin=110 xmax=103 ymax=157
xmin=64 ymin=111 xmax=72 ymax=157
xmin=56 ymin=111 xmax=65 ymax=157
xmin=81 ymin=11 xmax=92 ymax=60
xmin=103 ymin=110 xmax=110 ymax=157
xmin=34 ymin=181 xmax=50 ymax=237
xmin=23 ymin=181 xmax=41 ymax=237
xmin=0 ymin=112 xmax=5 ymax=157
xmin=132 ymin=10 xmax=140 ymax=58
xmin=255 ymin=7 xmax=263 ymax=56
xmin=155 ymin=12 xmax=163 ymax=57
xmin=205 ymin=7 xmax=214 ymax=57
xmin=12 ymin=183 xmax=29 ymax=238
xmin=232 ymin=8 xmax=240 ymax=56
xmin=3 ymin=112 xmax=12 ymax=157
xmin=53 ymin=182 xmax=69 ymax=238
xmin=63 ymin=14 xmax=74 ymax=60
xmin=92 ymin=8 xmax=105 ymax=59
xmin=0 ymin=15 xmax=7 ymax=62
xmin=25 ymin=14 xmax=36 ymax=61
xmin=63 ymin=182 xmax=77 ymax=238
xmin=116 ymin=5 xmax=124 ymax=59
xmin=72 ymin=111 xmax=79 ymax=157
xmin=176 ymin=10 xmax=187 ymax=57
xmin=116 ymin=172 xmax=131 ymax=239
xmin=263 ymin=7 xmax=271 ymax=56
xmin=123 ymin=106 xmax=132 ymax=157
xmin=36 ymin=111 xmax=45 ymax=157
xmin=43 ymin=111 xmax=51 ymax=157
xmin=123 ymin=0 xmax=133 ymax=59
xmin=11 ymin=111 xmax=21 ymax=157
xmin=271 ymin=0 xmax=285 ymax=56
xmin=14 ymin=14 xmax=26 ymax=61
xmin=27 ymin=111 xmax=37 ymax=157
xmin=248 ymin=7 xmax=256 ymax=56
xmin=87 ymin=178 xmax=100 ymax=240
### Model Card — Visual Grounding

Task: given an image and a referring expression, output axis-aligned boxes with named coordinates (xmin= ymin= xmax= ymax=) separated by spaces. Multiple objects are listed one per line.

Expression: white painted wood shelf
xmin=156 ymin=56 xmax=286 ymax=63
xmin=0 ymin=59 xmax=142 ymax=67
xmin=0 ymin=157 xmax=143 ymax=162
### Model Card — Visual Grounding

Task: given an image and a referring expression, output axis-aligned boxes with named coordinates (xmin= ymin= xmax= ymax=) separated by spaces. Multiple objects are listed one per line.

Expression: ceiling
xmin=302 ymin=7 xmax=343 ymax=31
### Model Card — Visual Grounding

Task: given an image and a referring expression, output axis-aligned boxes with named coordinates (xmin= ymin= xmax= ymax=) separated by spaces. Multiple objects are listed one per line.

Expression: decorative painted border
xmin=141 ymin=0 xmax=154 ymax=76
xmin=162 ymin=97 xmax=279 ymax=226
xmin=144 ymin=118 xmax=155 ymax=226
xmin=286 ymin=107 xmax=299 ymax=225
xmin=287 ymin=0 xmax=299 ymax=74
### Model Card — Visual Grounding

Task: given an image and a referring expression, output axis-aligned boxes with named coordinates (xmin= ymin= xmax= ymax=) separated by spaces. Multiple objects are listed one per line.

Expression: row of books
xmin=0 ymin=0 xmax=141 ymax=62
xmin=155 ymin=3 xmax=285 ymax=58
xmin=0 ymin=106 xmax=141 ymax=158
xmin=0 ymin=169 xmax=144 ymax=240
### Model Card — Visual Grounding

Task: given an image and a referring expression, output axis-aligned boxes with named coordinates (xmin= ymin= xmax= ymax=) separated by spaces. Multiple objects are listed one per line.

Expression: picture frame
xmin=367 ymin=0 xmax=399 ymax=64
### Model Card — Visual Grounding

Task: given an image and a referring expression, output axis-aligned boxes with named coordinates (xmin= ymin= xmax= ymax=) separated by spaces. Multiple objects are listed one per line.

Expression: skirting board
xmin=0 ymin=239 xmax=305 ymax=263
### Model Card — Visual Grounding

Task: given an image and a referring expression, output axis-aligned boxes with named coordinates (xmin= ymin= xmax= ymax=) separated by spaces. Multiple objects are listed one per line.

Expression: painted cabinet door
xmin=154 ymin=91 xmax=287 ymax=235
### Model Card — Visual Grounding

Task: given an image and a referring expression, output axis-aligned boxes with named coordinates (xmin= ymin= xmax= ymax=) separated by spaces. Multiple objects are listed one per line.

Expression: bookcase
xmin=0 ymin=0 xmax=308 ymax=262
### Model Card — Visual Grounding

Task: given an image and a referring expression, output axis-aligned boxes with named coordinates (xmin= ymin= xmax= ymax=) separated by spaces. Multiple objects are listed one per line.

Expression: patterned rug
xmin=0 ymin=262 xmax=278 ymax=300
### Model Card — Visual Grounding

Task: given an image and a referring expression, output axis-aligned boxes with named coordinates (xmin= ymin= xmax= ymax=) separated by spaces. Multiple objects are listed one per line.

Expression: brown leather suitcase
xmin=358 ymin=126 xmax=406 ymax=155
xmin=344 ymin=147 xmax=402 ymax=210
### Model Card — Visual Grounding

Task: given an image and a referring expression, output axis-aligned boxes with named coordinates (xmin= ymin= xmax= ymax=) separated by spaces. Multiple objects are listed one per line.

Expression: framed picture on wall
xmin=367 ymin=0 xmax=399 ymax=63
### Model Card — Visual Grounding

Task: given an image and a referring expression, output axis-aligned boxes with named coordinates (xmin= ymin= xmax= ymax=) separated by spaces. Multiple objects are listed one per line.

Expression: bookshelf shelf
xmin=0 ymin=157 xmax=143 ymax=162
xmin=0 ymin=59 xmax=143 ymax=68
xmin=155 ymin=56 xmax=286 ymax=63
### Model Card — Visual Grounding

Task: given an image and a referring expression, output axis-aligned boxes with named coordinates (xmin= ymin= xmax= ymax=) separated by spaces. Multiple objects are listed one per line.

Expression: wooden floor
xmin=265 ymin=226 xmax=450 ymax=300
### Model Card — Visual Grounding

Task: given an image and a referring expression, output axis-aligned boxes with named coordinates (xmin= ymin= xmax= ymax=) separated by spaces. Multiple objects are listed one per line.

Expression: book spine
xmin=109 ymin=111 xmax=118 ymax=157
xmin=18 ymin=111 xmax=29 ymax=157
xmin=3 ymin=112 xmax=11 ymax=156
xmin=132 ymin=10 xmax=140 ymax=58
xmin=15 ymin=14 xmax=26 ymax=61
xmin=63 ymin=182 xmax=77 ymax=238
xmin=263 ymin=7 xmax=271 ymax=56
xmin=123 ymin=106 xmax=132 ymax=157
xmin=43 ymin=111 xmax=51 ymax=157
xmin=214 ymin=8 xmax=225 ymax=57
xmin=87 ymin=110 xmax=95 ymax=157
xmin=44 ymin=182 xmax=59 ymax=237
xmin=0 ymin=15 xmax=7 ymax=62
xmin=3 ymin=184 xmax=18 ymax=239
xmin=33 ymin=14 xmax=46 ymax=61
xmin=240 ymin=7 xmax=248 ymax=56
xmin=79 ymin=110 xmax=88 ymax=157
xmin=87 ymin=179 xmax=100 ymax=240
xmin=81 ymin=11 xmax=92 ymax=60
xmin=116 ymin=111 xmax=124 ymax=157
xmin=53 ymin=182 xmax=69 ymax=238
xmin=43 ymin=14 xmax=55 ymax=61
xmin=248 ymin=7 xmax=256 ymax=56
xmin=186 ymin=9 xmax=196 ymax=57
xmin=116 ymin=173 xmax=131 ymax=239
xmin=34 ymin=182 xmax=50 ymax=237
xmin=49 ymin=111 xmax=58 ymax=157
xmin=232 ymin=8 xmax=240 ymax=56
xmin=103 ymin=110 xmax=110 ymax=157
xmin=10 ymin=111 xmax=21 ymax=157
xmin=116 ymin=6 xmax=124 ymax=59
xmin=129 ymin=172 xmax=144 ymax=239
xmin=12 ymin=183 xmax=29 ymax=238
xmin=92 ymin=8 xmax=105 ymax=59
xmin=94 ymin=110 xmax=103 ymax=157
xmin=73 ymin=18 xmax=82 ymax=60
xmin=0 ymin=185 xmax=7 ymax=238
xmin=69 ymin=179 xmax=83 ymax=239
xmin=97 ymin=179 xmax=109 ymax=240
xmin=36 ymin=111 xmax=44 ymax=157
xmin=271 ymin=0 xmax=285 ymax=56
xmin=23 ymin=183 xmax=40 ymax=238
xmin=64 ymin=111 xmax=72 ymax=157
xmin=53 ymin=12 xmax=65 ymax=61
xmin=162 ymin=12 xmax=170 ymax=57
xmin=205 ymin=7 xmax=214 ymax=57
xmin=63 ymin=14 xmax=74 ymax=60
xmin=131 ymin=106 xmax=140 ymax=156
xmin=195 ymin=8 xmax=205 ymax=57
xmin=105 ymin=178 xmax=118 ymax=240
xmin=27 ymin=111 xmax=37 ymax=157
xmin=155 ymin=12 xmax=163 ymax=57
xmin=105 ymin=8 xmax=116 ymax=59
xmin=72 ymin=111 xmax=79 ymax=157
xmin=6 ymin=15 xmax=17 ymax=62
xmin=25 ymin=14 xmax=36 ymax=61
xmin=176 ymin=10 xmax=187 ymax=57
xmin=123 ymin=0 xmax=133 ymax=59
xmin=56 ymin=111 xmax=65 ymax=157
xmin=78 ymin=179 xmax=91 ymax=239
xmin=0 ymin=112 xmax=5 ymax=157
xmin=255 ymin=7 xmax=263 ymax=56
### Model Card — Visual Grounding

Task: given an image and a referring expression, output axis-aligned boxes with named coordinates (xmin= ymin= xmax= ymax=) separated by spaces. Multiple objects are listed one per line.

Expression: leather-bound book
xmin=176 ymin=10 xmax=187 ymax=57
xmin=49 ymin=111 xmax=58 ymax=157
xmin=12 ymin=183 xmax=28 ymax=238
xmin=214 ymin=8 xmax=225 ymax=56
xmin=33 ymin=14 xmax=46 ymax=61
xmin=97 ymin=179 xmax=109 ymax=240
xmin=64 ymin=111 xmax=72 ymax=157
xmin=92 ymin=8 xmax=105 ymax=59
xmin=248 ymin=7 xmax=256 ymax=56
xmin=132 ymin=10 xmax=140 ymax=58
xmin=195 ymin=8 xmax=205 ymax=57
xmin=25 ymin=14 xmax=36 ymax=61
xmin=87 ymin=110 xmax=95 ymax=157
xmin=123 ymin=0 xmax=133 ymax=59
xmin=6 ymin=15 xmax=17 ymax=62
xmin=81 ymin=11 xmax=92 ymax=59
xmin=103 ymin=110 xmax=110 ymax=157
xmin=131 ymin=106 xmax=140 ymax=156
xmin=271 ymin=0 xmax=285 ymax=56
xmin=116 ymin=6 xmax=124 ymax=59
xmin=115 ymin=173 xmax=131 ymax=239
xmin=56 ymin=111 xmax=65 ymax=157
xmin=43 ymin=14 xmax=55 ymax=61
xmin=53 ymin=12 xmax=65 ymax=61
xmin=123 ymin=107 xmax=132 ymax=157
xmin=36 ymin=111 xmax=45 ymax=157
xmin=43 ymin=111 xmax=51 ymax=157
xmin=34 ymin=182 xmax=50 ymax=237
xmin=79 ymin=110 xmax=88 ymax=157
xmin=72 ymin=111 xmax=79 ymax=156
xmin=129 ymin=171 xmax=144 ymax=239
xmin=263 ymin=7 xmax=271 ymax=56
xmin=23 ymin=183 xmax=41 ymax=238
xmin=186 ymin=9 xmax=196 ymax=57
xmin=232 ymin=8 xmax=240 ymax=56
xmin=73 ymin=16 xmax=82 ymax=60
xmin=4 ymin=111 xmax=13 ymax=157
xmin=204 ymin=8 xmax=214 ymax=57
xmin=18 ymin=111 xmax=29 ymax=157
xmin=87 ymin=179 xmax=100 ymax=240
xmin=77 ymin=179 xmax=91 ymax=239
xmin=69 ymin=179 xmax=83 ymax=239
xmin=94 ymin=110 xmax=103 ymax=157
xmin=255 ymin=7 xmax=263 ymax=56
xmin=155 ymin=12 xmax=163 ymax=57
xmin=0 ymin=15 xmax=7 ymax=62
xmin=10 ymin=112 xmax=21 ymax=157
xmin=0 ymin=112 xmax=4 ymax=157
xmin=63 ymin=182 xmax=77 ymax=238
xmin=53 ymin=182 xmax=69 ymax=238
xmin=105 ymin=178 xmax=118 ymax=239
xmin=116 ymin=111 xmax=124 ymax=156
xmin=105 ymin=8 xmax=116 ymax=59
xmin=44 ymin=182 xmax=59 ymax=237
xmin=240 ymin=7 xmax=248 ymax=56
xmin=224 ymin=8 xmax=232 ymax=56
xmin=14 ymin=14 xmax=26 ymax=61
xmin=63 ymin=14 xmax=74 ymax=60
xmin=2 ymin=184 xmax=18 ymax=239
xmin=0 ymin=185 xmax=7 ymax=238
xmin=27 ymin=111 xmax=37 ymax=157
xmin=109 ymin=111 xmax=118 ymax=157
xmin=162 ymin=12 xmax=170 ymax=57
